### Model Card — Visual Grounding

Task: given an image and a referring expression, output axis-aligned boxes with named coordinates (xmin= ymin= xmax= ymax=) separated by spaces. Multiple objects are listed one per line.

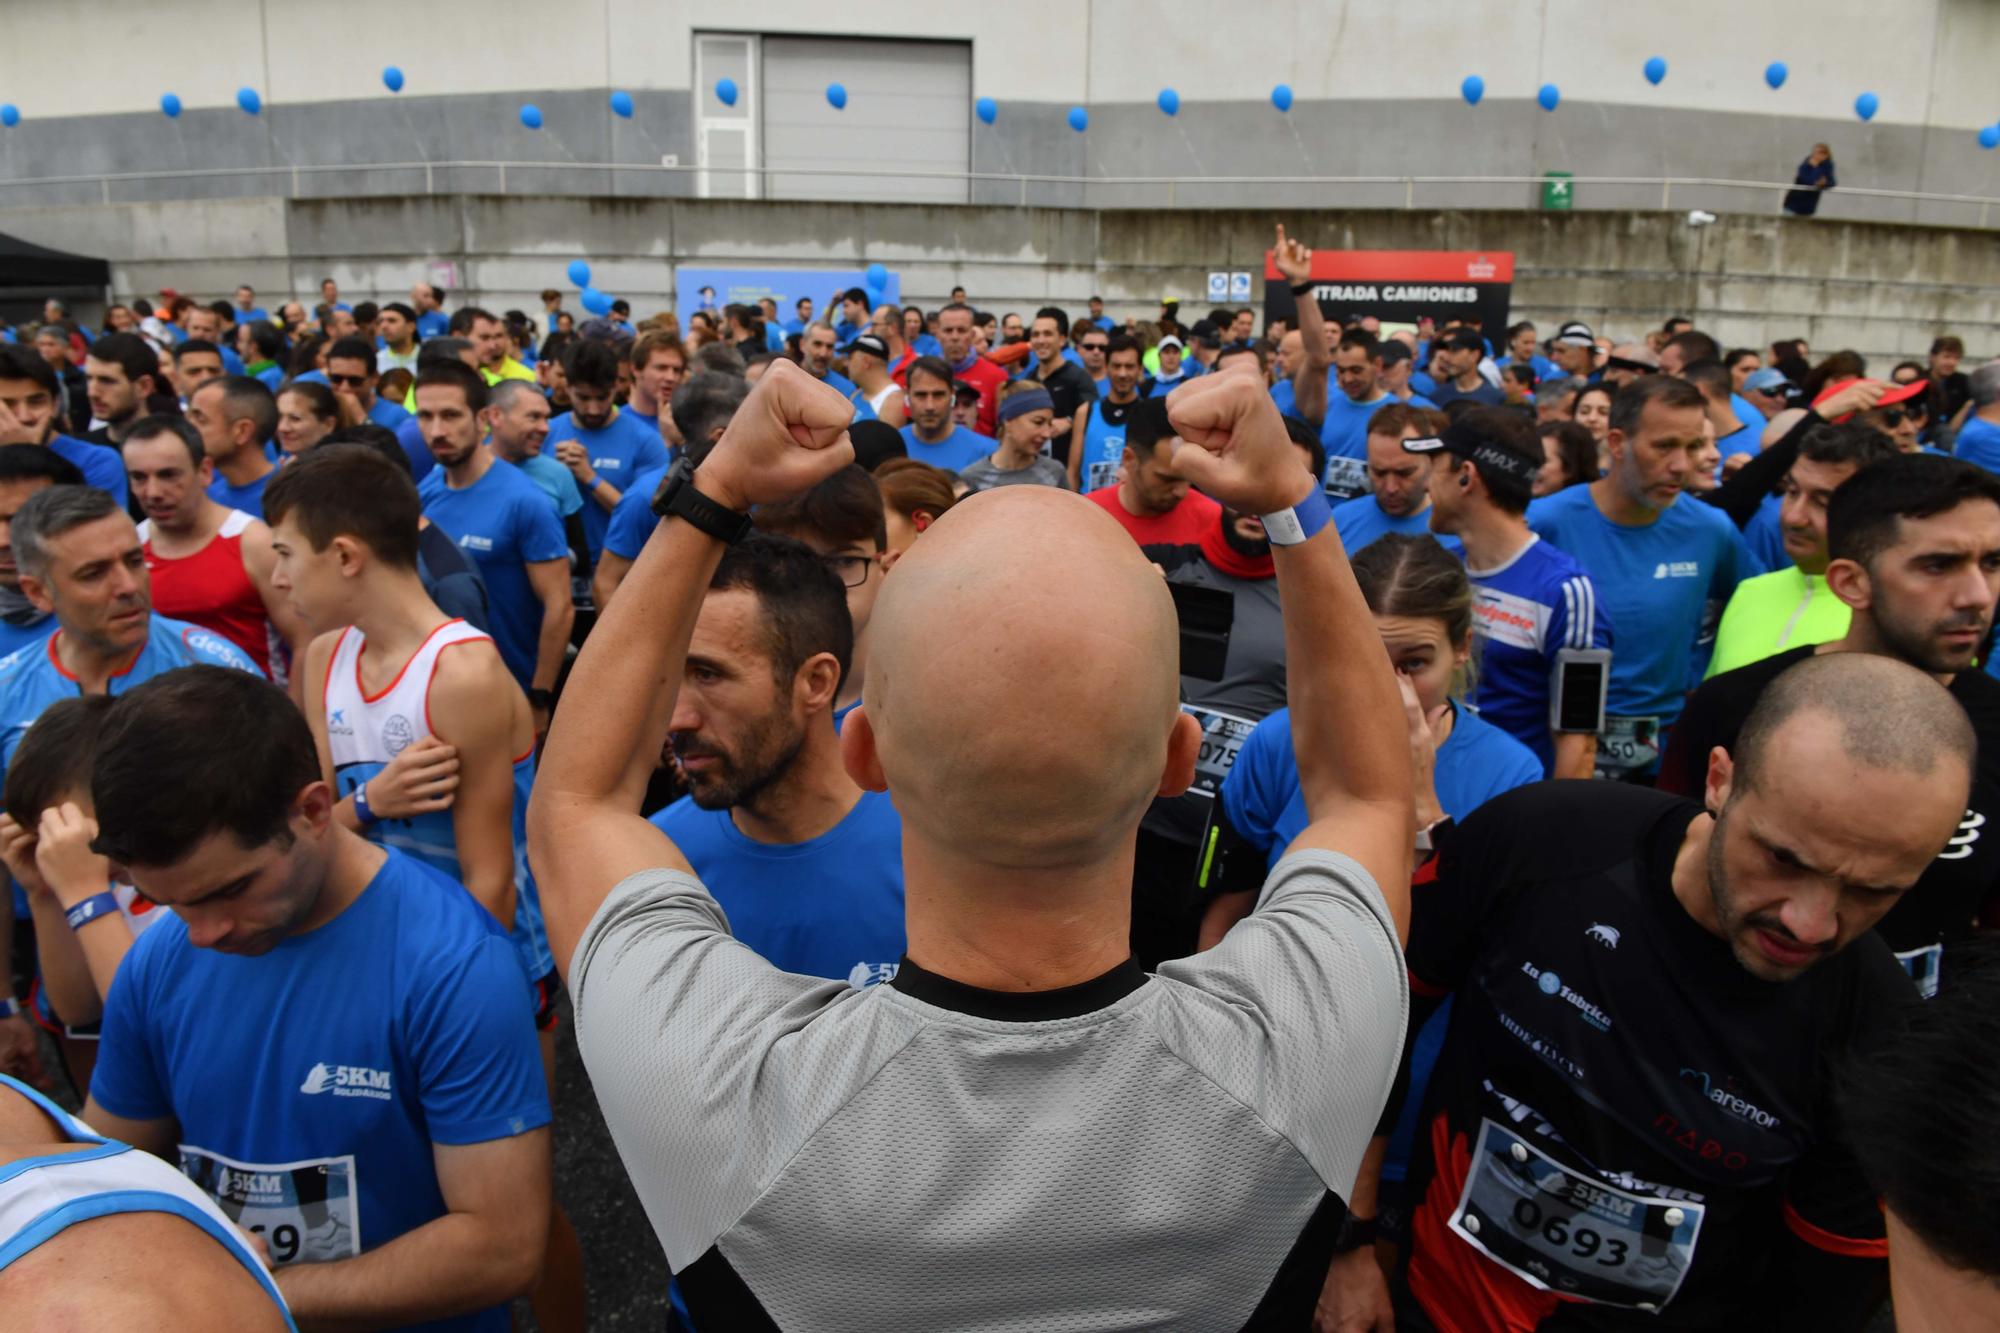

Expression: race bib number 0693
xmin=1449 ymin=1118 xmax=1704 ymax=1312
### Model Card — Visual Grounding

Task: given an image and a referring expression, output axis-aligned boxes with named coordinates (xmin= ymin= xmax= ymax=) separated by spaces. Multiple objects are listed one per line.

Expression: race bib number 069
xmin=1449 ymin=1118 xmax=1704 ymax=1312
xmin=180 ymin=1143 xmax=360 ymax=1266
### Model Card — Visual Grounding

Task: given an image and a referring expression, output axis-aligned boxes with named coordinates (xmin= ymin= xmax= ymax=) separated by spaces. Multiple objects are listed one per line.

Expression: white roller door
xmin=759 ymin=36 xmax=971 ymax=204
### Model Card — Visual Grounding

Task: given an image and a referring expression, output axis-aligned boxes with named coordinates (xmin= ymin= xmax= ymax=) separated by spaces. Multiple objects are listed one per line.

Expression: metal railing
xmin=1 ymin=160 xmax=1997 ymax=224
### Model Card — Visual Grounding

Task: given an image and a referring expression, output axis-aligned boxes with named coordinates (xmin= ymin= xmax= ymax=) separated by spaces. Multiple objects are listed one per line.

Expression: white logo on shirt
xmin=459 ymin=534 xmax=494 ymax=552
xmin=590 ymin=456 xmax=622 ymax=471
xmin=1653 ymin=561 xmax=1700 ymax=579
xmin=299 ymin=1063 xmax=393 ymax=1099
xmin=382 ymin=714 xmax=415 ymax=757
xmin=1937 ymin=808 xmax=1985 ymax=861
xmin=183 ymin=629 xmax=235 ymax=660
xmin=846 ymin=961 xmax=900 ymax=990
xmin=1584 ymin=923 xmax=1620 ymax=949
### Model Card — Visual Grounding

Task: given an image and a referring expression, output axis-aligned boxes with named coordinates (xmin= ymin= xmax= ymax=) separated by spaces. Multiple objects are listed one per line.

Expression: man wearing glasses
xmin=1078 ymin=327 xmax=1111 ymax=394
xmin=753 ymin=464 xmax=889 ymax=730
xmin=324 ymin=338 xmax=411 ymax=432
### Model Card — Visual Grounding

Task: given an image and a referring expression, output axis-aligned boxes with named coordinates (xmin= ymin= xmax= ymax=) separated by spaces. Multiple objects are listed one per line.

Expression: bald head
xmin=862 ymin=487 xmax=1183 ymax=868
xmin=1735 ymin=652 xmax=1974 ymax=797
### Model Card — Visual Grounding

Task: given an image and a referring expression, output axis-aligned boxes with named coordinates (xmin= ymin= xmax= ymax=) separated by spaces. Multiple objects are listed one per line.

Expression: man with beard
xmin=1324 ymin=651 xmax=1964 ymax=1333
xmin=1661 ymin=454 xmax=2000 ymax=1001
xmin=415 ymin=362 xmax=573 ymax=703
xmin=542 ymin=339 xmax=668 ymax=564
xmin=898 ymin=357 xmax=993 ymax=473
xmin=646 ymin=531 xmax=903 ymax=990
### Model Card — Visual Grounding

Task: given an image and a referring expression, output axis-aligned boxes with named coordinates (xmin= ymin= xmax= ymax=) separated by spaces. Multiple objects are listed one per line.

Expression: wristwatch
xmin=1333 ymin=1214 xmax=1378 ymax=1253
xmin=650 ymin=455 xmax=753 ymax=545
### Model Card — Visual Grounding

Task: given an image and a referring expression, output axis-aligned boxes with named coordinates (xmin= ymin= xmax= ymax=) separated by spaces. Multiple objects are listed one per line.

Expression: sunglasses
xmin=325 ymin=373 xmax=368 ymax=388
xmin=1876 ymin=406 xmax=1926 ymax=426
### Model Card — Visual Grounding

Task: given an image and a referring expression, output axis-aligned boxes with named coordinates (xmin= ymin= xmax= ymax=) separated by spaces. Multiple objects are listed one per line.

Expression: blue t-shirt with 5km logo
xmin=90 ymin=847 xmax=550 ymax=1333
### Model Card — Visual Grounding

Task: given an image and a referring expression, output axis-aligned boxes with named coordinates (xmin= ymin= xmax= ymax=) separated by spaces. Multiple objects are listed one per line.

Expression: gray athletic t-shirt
xmin=571 ymin=848 xmax=1407 ymax=1331
xmin=958 ymin=453 xmax=1071 ymax=493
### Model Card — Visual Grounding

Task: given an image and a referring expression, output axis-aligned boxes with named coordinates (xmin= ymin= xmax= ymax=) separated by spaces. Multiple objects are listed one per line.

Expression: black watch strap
xmin=1333 ymin=1214 xmax=1378 ymax=1253
xmin=1289 ymin=279 xmax=1316 ymax=296
xmin=652 ymin=458 xmax=754 ymax=544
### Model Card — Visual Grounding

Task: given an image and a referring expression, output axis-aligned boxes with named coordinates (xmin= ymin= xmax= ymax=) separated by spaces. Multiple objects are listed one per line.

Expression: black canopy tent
xmin=0 ymin=229 xmax=111 ymax=326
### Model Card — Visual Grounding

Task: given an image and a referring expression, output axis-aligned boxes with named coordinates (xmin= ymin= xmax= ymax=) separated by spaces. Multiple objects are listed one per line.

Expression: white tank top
xmin=323 ymin=619 xmax=487 ymax=772
xmin=0 ymin=1074 xmax=295 ymax=1327
xmin=868 ymin=382 xmax=901 ymax=414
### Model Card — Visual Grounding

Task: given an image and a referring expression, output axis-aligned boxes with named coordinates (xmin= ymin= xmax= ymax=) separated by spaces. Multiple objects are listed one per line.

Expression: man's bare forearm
xmin=1276 ymin=526 xmax=1410 ymax=817
xmin=1552 ymin=731 xmax=1596 ymax=780
xmin=273 ymin=1212 xmax=541 ymax=1331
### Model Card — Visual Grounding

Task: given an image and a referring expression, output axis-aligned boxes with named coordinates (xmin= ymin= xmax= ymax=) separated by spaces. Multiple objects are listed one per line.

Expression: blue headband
xmin=997 ymin=387 xmax=1055 ymax=425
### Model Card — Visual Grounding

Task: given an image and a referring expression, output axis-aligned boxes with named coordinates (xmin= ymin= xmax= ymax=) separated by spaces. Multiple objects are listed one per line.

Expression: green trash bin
xmin=1542 ymin=171 xmax=1574 ymax=211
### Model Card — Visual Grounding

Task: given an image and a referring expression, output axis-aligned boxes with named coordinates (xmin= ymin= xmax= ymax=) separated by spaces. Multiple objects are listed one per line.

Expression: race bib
xmin=1450 ymin=1119 xmax=1704 ymax=1312
xmin=180 ymin=1144 xmax=360 ymax=1266
xmin=1895 ymin=943 xmax=1942 ymax=1000
xmin=1184 ymin=705 xmax=1258 ymax=796
xmin=1322 ymin=456 xmax=1368 ymax=502
xmin=1595 ymin=714 xmax=1660 ymax=779
xmin=1086 ymin=458 xmax=1122 ymax=493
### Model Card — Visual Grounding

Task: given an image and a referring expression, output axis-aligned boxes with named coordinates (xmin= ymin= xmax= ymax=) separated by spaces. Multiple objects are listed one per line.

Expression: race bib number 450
xmin=1595 ymin=714 xmax=1660 ymax=779
xmin=180 ymin=1143 xmax=360 ymax=1266
xmin=1450 ymin=1119 xmax=1704 ymax=1312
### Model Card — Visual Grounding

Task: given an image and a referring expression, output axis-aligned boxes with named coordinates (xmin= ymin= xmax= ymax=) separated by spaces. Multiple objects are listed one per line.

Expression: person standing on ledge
xmin=1784 ymin=143 xmax=1836 ymax=217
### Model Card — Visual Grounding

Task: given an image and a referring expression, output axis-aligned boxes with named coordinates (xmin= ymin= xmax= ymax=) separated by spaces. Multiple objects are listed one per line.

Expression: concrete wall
xmin=2 ymin=194 xmax=1993 ymax=367
xmin=4 ymin=1 xmax=2000 ymax=225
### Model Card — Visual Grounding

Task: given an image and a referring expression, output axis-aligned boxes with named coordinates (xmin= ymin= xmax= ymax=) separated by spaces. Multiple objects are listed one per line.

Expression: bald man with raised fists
xmin=530 ymin=357 xmax=1411 ymax=1331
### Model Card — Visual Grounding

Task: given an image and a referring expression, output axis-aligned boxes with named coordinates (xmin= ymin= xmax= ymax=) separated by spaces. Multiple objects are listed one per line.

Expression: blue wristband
xmin=352 ymin=780 xmax=380 ymax=827
xmin=65 ymin=890 xmax=120 ymax=932
xmin=1261 ymin=485 xmax=1333 ymax=546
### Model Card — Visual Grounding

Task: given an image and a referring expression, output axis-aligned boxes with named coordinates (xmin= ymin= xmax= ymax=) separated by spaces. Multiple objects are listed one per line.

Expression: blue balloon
xmin=1460 ymin=75 xmax=1484 ymax=106
xmin=1537 ymin=83 xmax=1560 ymax=112
xmin=1765 ymin=61 xmax=1788 ymax=90
xmin=826 ymin=82 xmax=847 ymax=111
xmin=382 ymin=66 xmax=404 ymax=93
xmin=610 ymin=90 xmax=634 ymax=118
xmin=716 ymin=78 xmax=738 ymax=107
xmin=1067 ymin=105 xmax=1088 ymax=132
xmin=1271 ymin=84 xmax=1294 ymax=113
xmin=1157 ymin=88 xmax=1180 ymax=117
xmin=0 ymin=105 xmax=17 ymax=129
xmin=581 ymin=287 xmax=611 ymax=317
xmin=236 ymin=87 xmax=261 ymax=116
xmin=160 ymin=93 xmax=182 ymax=119
xmin=865 ymin=263 xmax=889 ymax=289
xmin=1644 ymin=56 xmax=1667 ymax=86
xmin=567 ymin=260 xmax=592 ymax=287
xmin=1981 ymin=124 xmax=2000 ymax=151
xmin=1855 ymin=92 xmax=1879 ymax=122
xmin=975 ymin=96 xmax=996 ymax=125
xmin=519 ymin=103 xmax=543 ymax=130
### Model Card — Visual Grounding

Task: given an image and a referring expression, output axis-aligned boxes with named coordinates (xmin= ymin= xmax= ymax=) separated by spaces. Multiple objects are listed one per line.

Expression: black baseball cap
xmin=1402 ymin=407 xmax=1542 ymax=486
xmin=842 ymin=333 xmax=889 ymax=360
xmin=1378 ymin=340 xmax=1414 ymax=366
xmin=1188 ymin=319 xmax=1223 ymax=349
xmin=952 ymin=381 xmax=982 ymax=403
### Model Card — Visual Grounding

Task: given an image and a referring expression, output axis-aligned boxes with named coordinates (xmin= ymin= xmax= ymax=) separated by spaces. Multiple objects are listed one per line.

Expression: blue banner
xmin=674 ymin=267 xmax=902 ymax=330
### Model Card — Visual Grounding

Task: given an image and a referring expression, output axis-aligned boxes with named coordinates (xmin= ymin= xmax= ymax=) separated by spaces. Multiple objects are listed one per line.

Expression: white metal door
xmin=694 ymin=33 xmax=758 ymax=199
xmin=759 ymin=37 xmax=971 ymax=203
